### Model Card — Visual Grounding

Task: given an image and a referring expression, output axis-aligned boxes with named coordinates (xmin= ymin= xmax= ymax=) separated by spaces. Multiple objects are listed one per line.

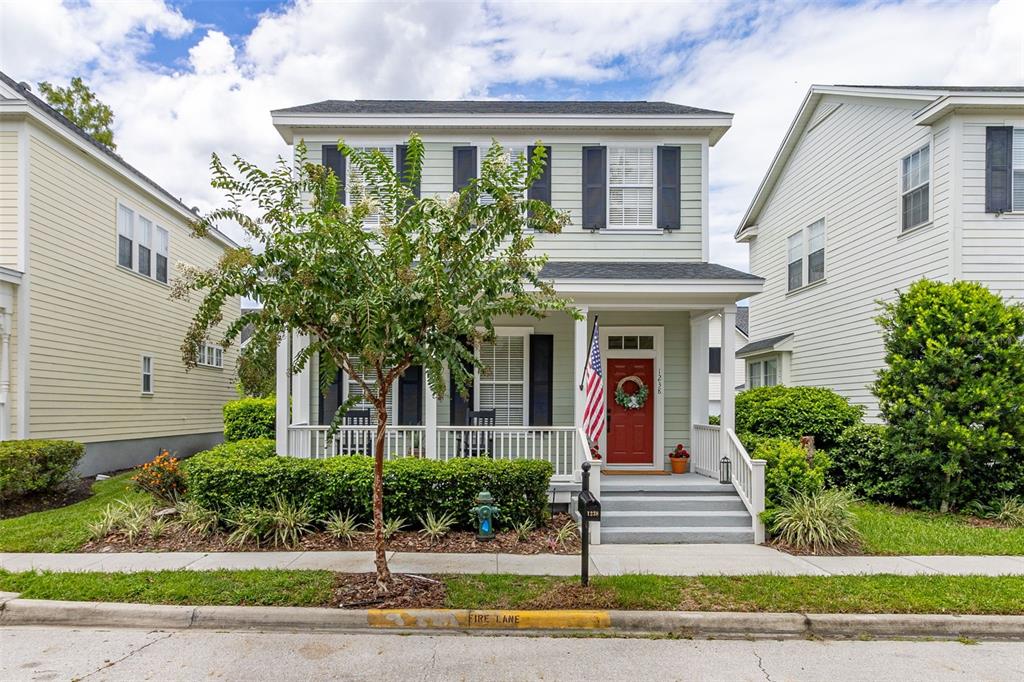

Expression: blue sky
xmin=1 ymin=0 xmax=1021 ymax=269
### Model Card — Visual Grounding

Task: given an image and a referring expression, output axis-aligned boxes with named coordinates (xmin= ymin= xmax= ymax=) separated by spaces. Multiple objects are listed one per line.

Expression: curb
xmin=2 ymin=597 xmax=1022 ymax=640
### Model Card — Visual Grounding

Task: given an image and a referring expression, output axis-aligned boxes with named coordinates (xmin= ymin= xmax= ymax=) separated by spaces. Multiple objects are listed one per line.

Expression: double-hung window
xmin=477 ymin=332 xmax=528 ymax=426
xmin=479 ymin=145 xmax=527 ymax=206
xmin=155 ymin=227 xmax=169 ymax=283
xmin=141 ymin=355 xmax=154 ymax=394
xmin=117 ymin=205 xmax=134 ymax=268
xmin=197 ymin=343 xmax=224 ymax=368
xmin=347 ymin=145 xmax=395 ymax=228
xmin=608 ymin=146 xmax=655 ymax=229
xmin=901 ymin=144 xmax=930 ymax=231
xmin=1014 ymin=128 xmax=1024 ymax=211
xmin=137 ymin=216 xmax=152 ymax=277
xmin=747 ymin=358 xmax=778 ymax=389
xmin=787 ymin=219 xmax=826 ymax=291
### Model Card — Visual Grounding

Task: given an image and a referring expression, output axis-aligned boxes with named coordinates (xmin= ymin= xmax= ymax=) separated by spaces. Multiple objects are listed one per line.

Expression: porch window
xmin=347 ymin=145 xmax=396 ymax=228
xmin=477 ymin=333 xmax=527 ymax=426
xmin=117 ymin=204 xmax=134 ymax=269
xmin=137 ymin=216 xmax=152 ymax=277
xmin=608 ymin=146 xmax=655 ymax=228
xmin=141 ymin=355 xmax=154 ymax=394
xmin=901 ymin=144 xmax=930 ymax=231
xmin=344 ymin=358 xmax=394 ymax=425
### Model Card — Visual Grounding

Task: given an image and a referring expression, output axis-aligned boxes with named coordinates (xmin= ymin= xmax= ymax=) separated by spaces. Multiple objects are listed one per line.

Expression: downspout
xmin=0 ymin=312 xmax=10 ymax=441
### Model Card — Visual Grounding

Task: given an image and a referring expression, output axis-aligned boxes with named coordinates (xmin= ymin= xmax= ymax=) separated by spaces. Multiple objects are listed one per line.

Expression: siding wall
xmin=746 ymin=95 xmax=953 ymax=418
xmin=958 ymin=113 xmax=1024 ymax=301
xmin=25 ymin=121 xmax=239 ymax=445
xmin=0 ymin=128 xmax=18 ymax=268
xmin=298 ymin=131 xmax=705 ymax=262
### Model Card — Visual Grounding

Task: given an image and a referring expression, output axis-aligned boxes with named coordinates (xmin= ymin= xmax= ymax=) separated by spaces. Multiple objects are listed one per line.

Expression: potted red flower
xmin=669 ymin=443 xmax=690 ymax=474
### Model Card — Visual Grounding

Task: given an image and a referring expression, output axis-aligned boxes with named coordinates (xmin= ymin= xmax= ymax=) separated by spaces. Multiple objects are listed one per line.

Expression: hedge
xmin=736 ymin=385 xmax=863 ymax=450
xmin=827 ymin=423 xmax=906 ymax=503
xmin=750 ymin=437 xmax=830 ymax=508
xmin=223 ymin=398 xmax=276 ymax=442
xmin=182 ymin=448 xmax=553 ymax=528
xmin=0 ymin=439 xmax=85 ymax=501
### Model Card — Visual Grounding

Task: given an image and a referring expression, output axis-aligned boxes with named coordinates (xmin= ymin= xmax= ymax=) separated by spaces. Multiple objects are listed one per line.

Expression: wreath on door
xmin=614 ymin=375 xmax=650 ymax=410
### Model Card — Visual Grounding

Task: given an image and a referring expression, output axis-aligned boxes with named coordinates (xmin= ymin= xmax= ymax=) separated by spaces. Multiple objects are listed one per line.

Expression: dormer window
xmin=608 ymin=146 xmax=655 ymax=229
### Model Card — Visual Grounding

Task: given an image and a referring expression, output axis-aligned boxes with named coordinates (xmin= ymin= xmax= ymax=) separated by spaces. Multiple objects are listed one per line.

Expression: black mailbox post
xmin=578 ymin=462 xmax=601 ymax=586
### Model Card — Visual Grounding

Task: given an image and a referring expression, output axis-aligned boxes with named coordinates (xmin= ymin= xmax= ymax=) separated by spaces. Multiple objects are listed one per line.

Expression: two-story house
xmin=708 ymin=307 xmax=748 ymax=417
xmin=736 ymin=85 xmax=1024 ymax=418
xmin=0 ymin=71 xmax=240 ymax=475
xmin=270 ymin=99 xmax=767 ymax=544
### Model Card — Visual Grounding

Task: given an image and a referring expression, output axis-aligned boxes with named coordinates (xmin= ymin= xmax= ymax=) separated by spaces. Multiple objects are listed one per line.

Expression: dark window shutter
xmin=709 ymin=347 xmax=722 ymax=375
xmin=581 ymin=146 xmax=607 ymax=229
xmin=318 ymin=369 xmax=343 ymax=425
xmin=398 ymin=365 xmax=423 ymax=426
xmin=453 ymin=146 xmax=477 ymax=191
xmin=528 ymin=334 xmax=554 ymax=426
xmin=657 ymin=146 xmax=681 ymax=230
xmin=396 ymin=144 xmax=420 ymax=199
xmin=322 ymin=144 xmax=346 ymax=204
xmin=986 ymin=126 xmax=1013 ymax=213
xmin=527 ymin=145 xmax=552 ymax=206
xmin=449 ymin=337 xmax=474 ymax=426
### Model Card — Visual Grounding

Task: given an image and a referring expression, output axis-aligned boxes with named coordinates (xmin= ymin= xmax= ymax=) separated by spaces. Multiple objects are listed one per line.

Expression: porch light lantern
xmin=719 ymin=455 xmax=731 ymax=485
xmin=471 ymin=490 xmax=500 ymax=540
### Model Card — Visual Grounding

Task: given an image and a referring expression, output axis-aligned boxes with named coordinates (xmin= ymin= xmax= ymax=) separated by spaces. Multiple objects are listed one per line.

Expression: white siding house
xmin=737 ymin=86 xmax=1024 ymax=418
xmin=0 ymin=72 xmax=240 ymax=474
xmin=270 ymin=99 xmax=768 ymax=544
xmin=708 ymin=307 xmax=747 ymax=416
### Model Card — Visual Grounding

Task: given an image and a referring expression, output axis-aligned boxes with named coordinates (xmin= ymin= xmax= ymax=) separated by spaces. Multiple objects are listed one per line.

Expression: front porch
xmin=275 ymin=266 xmax=765 ymax=544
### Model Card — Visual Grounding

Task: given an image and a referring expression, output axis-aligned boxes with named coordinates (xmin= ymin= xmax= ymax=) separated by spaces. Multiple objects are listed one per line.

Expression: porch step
xmin=598 ymin=493 xmax=747 ymax=512
xmin=600 ymin=526 xmax=756 ymax=544
xmin=600 ymin=476 xmax=729 ymax=495
xmin=601 ymin=510 xmax=752 ymax=529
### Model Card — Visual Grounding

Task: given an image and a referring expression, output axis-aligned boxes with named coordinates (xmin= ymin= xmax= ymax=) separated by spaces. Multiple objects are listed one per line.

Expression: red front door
xmin=605 ymin=358 xmax=654 ymax=465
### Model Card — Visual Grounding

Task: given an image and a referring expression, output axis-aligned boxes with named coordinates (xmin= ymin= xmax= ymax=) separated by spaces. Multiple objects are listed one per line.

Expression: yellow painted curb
xmin=367 ymin=609 xmax=611 ymax=630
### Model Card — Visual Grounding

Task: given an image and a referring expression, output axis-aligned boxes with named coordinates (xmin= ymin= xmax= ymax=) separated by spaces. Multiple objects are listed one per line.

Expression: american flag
xmin=581 ymin=320 xmax=604 ymax=446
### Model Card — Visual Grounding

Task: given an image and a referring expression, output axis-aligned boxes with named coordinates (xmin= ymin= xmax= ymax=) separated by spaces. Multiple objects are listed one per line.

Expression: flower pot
xmin=670 ymin=457 xmax=689 ymax=474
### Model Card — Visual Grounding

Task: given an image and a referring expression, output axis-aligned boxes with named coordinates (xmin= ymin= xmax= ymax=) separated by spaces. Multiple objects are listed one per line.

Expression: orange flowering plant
xmin=132 ymin=450 xmax=185 ymax=502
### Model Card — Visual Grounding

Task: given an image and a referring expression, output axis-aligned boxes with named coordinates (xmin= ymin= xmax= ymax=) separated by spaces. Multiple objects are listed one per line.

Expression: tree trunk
xmin=372 ymin=398 xmax=392 ymax=592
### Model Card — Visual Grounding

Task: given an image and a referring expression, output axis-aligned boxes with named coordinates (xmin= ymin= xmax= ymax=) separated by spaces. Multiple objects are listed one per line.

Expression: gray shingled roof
xmin=273 ymin=99 xmax=730 ymax=117
xmin=0 ymin=71 xmax=237 ymax=248
xmin=539 ymin=261 xmax=762 ymax=281
xmin=735 ymin=306 xmax=749 ymax=336
xmin=737 ymin=333 xmax=793 ymax=357
xmin=833 ymin=85 xmax=1024 ymax=92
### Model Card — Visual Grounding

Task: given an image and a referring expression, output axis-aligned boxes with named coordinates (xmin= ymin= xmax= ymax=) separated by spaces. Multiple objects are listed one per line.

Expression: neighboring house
xmin=0 ymin=72 xmax=240 ymax=475
xmin=271 ymin=99 xmax=767 ymax=543
xmin=736 ymin=85 xmax=1024 ymax=418
xmin=708 ymin=306 xmax=747 ymax=416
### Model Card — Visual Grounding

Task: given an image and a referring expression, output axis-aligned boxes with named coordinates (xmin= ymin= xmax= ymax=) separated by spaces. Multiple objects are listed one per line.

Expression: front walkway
xmin=3 ymin=546 xmax=1023 ymax=576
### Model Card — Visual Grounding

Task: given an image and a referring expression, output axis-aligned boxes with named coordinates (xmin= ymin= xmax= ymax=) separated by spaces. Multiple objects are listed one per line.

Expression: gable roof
xmin=0 ymin=70 xmax=237 ymax=249
xmin=735 ymin=306 xmax=749 ymax=336
xmin=272 ymin=99 xmax=730 ymax=117
xmin=736 ymin=333 xmax=793 ymax=358
xmin=735 ymin=84 xmax=1024 ymax=240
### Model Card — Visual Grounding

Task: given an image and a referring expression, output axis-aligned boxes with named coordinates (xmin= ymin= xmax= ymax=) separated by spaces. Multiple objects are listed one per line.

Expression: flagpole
xmin=578 ymin=314 xmax=599 ymax=391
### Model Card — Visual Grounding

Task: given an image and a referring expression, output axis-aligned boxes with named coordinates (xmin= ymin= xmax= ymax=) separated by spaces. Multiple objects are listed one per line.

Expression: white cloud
xmin=1 ymin=0 xmax=1021 ymax=265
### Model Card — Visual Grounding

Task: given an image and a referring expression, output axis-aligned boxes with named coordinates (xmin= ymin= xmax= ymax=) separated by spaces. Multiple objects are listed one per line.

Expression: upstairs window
xmin=117 ymin=205 xmax=134 ymax=268
xmin=807 ymin=219 xmax=826 ymax=284
xmin=477 ymin=333 xmax=527 ymax=426
xmin=787 ymin=219 xmax=826 ymax=291
xmin=787 ymin=232 xmax=803 ymax=291
xmin=901 ymin=144 xmax=930 ymax=231
xmin=197 ymin=343 xmax=224 ymax=368
xmin=137 ymin=216 xmax=152 ymax=277
xmin=347 ymin=145 xmax=395 ymax=228
xmin=608 ymin=146 xmax=655 ymax=228
xmin=479 ymin=145 xmax=527 ymax=206
xmin=156 ymin=227 xmax=169 ymax=283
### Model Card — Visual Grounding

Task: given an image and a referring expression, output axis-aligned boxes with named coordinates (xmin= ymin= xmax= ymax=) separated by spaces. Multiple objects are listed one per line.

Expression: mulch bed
xmin=332 ymin=573 xmax=448 ymax=609
xmin=1 ymin=477 xmax=96 ymax=519
xmin=81 ymin=513 xmax=581 ymax=555
xmin=768 ymin=538 xmax=864 ymax=556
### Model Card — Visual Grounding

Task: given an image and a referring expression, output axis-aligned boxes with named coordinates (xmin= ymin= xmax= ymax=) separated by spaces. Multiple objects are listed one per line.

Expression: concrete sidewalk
xmin=2 ymin=545 xmax=1024 ymax=576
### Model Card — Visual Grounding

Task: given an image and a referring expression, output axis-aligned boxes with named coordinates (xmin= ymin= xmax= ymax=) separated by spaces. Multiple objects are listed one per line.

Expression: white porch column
xmin=573 ymin=306 xmax=590 ymax=431
xmin=291 ymin=333 xmax=311 ymax=426
xmin=275 ymin=331 xmax=290 ymax=455
xmin=689 ymin=312 xmax=710 ymax=433
xmin=423 ymin=374 xmax=438 ymax=459
xmin=719 ymin=306 xmax=737 ymax=455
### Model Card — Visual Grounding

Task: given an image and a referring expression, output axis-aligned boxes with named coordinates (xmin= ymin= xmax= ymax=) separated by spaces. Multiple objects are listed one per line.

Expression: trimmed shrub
xmin=200 ymin=438 xmax=278 ymax=461
xmin=752 ymin=437 xmax=830 ymax=507
xmin=827 ymin=423 xmax=906 ymax=503
xmin=182 ymin=449 xmax=553 ymax=528
xmin=874 ymin=279 xmax=1024 ymax=512
xmin=0 ymin=439 xmax=85 ymax=500
xmin=736 ymin=385 xmax=863 ymax=450
xmin=223 ymin=397 xmax=276 ymax=442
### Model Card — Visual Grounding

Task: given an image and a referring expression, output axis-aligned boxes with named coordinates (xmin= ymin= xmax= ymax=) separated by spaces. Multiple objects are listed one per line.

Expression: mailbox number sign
xmin=578 ymin=491 xmax=601 ymax=521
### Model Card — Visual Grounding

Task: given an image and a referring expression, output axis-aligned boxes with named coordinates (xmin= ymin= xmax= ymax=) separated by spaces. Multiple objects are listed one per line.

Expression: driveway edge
xmin=2 ymin=597 xmax=1022 ymax=640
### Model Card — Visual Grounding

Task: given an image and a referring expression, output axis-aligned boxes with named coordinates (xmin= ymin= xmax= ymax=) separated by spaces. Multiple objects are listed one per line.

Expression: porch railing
xmin=690 ymin=423 xmax=766 ymax=544
xmin=287 ymin=424 xmax=426 ymax=460
xmin=436 ymin=426 xmax=577 ymax=480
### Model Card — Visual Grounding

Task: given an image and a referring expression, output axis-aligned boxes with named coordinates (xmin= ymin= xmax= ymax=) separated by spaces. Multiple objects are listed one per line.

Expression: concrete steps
xmin=597 ymin=474 xmax=754 ymax=544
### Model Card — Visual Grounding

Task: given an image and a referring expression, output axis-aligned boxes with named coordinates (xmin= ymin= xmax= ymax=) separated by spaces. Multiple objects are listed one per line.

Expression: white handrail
xmin=691 ymin=423 xmax=720 ymax=477
xmin=288 ymin=424 xmax=426 ymax=460
xmin=724 ymin=427 xmax=766 ymax=544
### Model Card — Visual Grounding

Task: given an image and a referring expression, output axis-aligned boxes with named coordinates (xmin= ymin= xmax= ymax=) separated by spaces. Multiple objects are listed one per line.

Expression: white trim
xmin=16 ymin=120 xmax=29 ymax=438
xmin=700 ymin=139 xmax=710 ymax=261
xmin=140 ymin=354 xmax=154 ymax=395
xmin=950 ymin=118 xmax=963 ymax=279
xmin=599 ymin=325 xmax=664 ymax=469
xmin=913 ymin=94 xmax=1024 ymax=126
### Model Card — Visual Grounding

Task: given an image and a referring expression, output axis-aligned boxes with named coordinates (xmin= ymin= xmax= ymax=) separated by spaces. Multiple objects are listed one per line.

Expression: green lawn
xmin=0 ymin=473 xmax=147 ymax=552
xmin=2 ymin=570 xmax=1021 ymax=615
xmin=853 ymin=503 xmax=1024 ymax=555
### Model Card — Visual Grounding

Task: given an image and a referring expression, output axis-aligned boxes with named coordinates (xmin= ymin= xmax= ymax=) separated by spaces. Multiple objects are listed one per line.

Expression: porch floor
xmin=598 ymin=472 xmax=755 ymax=544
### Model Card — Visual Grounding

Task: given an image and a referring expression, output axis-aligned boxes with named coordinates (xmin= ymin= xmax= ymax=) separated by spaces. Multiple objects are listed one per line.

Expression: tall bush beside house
xmin=735 ymin=385 xmax=863 ymax=450
xmin=0 ymin=440 xmax=85 ymax=501
xmin=874 ymin=279 xmax=1024 ymax=512
xmin=827 ymin=423 xmax=906 ymax=503
xmin=223 ymin=397 xmax=276 ymax=442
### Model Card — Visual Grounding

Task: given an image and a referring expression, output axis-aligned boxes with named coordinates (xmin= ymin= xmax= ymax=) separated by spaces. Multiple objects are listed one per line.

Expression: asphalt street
xmin=2 ymin=626 xmax=1023 ymax=681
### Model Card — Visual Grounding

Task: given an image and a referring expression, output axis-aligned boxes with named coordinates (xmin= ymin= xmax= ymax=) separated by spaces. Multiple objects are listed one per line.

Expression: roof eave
xmin=913 ymin=94 xmax=1024 ymax=125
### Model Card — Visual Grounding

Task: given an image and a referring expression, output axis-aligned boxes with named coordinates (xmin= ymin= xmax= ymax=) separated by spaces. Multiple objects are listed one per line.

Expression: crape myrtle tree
xmin=873 ymin=279 xmax=1024 ymax=512
xmin=173 ymin=135 xmax=577 ymax=589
